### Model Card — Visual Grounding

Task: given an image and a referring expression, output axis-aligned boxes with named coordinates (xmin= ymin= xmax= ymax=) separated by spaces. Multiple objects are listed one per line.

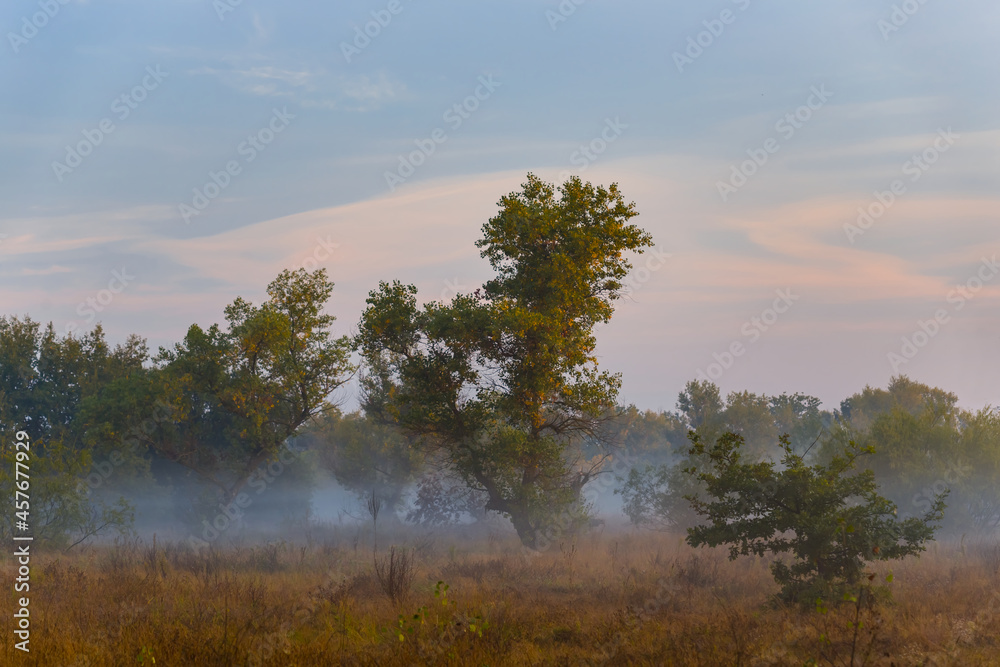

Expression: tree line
xmin=2 ymin=176 xmax=996 ymax=578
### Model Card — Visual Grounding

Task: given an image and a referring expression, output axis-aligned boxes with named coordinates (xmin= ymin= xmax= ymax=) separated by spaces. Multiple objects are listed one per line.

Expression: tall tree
xmin=723 ymin=390 xmax=780 ymax=457
xmin=837 ymin=375 xmax=958 ymax=432
xmin=595 ymin=405 xmax=688 ymax=467
xmin=676 ymin=379 xmax=726 ymax=436
xmin=357 ymin=174 xmax=653 ymax=547
xmin=151 ymin=268 xmax=354 ymax=506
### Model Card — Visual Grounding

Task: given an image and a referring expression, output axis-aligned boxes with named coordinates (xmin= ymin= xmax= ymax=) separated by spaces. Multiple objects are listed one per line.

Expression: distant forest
xmin=2 ymin=309 xmax=997 ymax=550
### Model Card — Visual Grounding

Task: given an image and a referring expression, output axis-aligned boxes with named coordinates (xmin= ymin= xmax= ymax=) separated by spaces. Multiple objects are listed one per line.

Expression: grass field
xmin=4 ymin=524 xmax=1000 ymax=665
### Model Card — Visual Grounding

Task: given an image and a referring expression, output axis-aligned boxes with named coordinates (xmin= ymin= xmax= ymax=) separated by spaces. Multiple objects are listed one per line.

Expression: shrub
xmin=683 ymin=431 xmax=946 ymax=605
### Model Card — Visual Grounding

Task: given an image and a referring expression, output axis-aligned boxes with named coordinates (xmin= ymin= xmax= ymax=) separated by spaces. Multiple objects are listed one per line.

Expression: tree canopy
xmin=356 ymin=174 xmax=653 ymax=547
xmin=150 ymin=268 xmax=354 ymax=506
xmin=685 ymin=431 xmax=945 ymax=605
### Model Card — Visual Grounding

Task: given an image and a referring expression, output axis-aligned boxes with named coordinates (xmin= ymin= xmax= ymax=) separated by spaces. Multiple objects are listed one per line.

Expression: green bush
xmin=684 ymin=431 xmax=945 ymax=605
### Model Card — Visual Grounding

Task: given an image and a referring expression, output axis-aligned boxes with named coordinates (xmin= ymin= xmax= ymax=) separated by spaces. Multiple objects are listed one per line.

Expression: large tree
xmin=150 ymin=268 xmax=354 ymax=507
xmin=357 ymin=174 xmax=653 ymax=547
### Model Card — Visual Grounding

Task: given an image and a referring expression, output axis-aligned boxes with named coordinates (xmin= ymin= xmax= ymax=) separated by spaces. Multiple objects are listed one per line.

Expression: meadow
xmin=3 ymin=523 xmax=999 ymax=666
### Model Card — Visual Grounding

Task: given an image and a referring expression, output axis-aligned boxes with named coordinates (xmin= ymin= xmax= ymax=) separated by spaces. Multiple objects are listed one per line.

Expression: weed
xmin=374 ymin=545 xmax=416 ymax=604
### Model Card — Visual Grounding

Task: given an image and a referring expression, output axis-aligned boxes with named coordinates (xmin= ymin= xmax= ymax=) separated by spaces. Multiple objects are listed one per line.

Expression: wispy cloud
xmin=191 ymin=60 xmax=405 ymax=111
xmin=19 ymin=266 xmax=74 ymax=277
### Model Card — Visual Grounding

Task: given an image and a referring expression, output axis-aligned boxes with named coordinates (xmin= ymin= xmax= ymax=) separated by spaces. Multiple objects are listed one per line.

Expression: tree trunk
xmin=483 ymin=487 xmax=541 ymax=549
xmin=507 ymin=507 xmax=539 ymax=550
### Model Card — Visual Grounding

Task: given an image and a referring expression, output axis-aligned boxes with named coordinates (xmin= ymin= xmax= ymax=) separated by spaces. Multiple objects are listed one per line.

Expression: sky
xmin=1 ymin=0 xmax=998 ymax=413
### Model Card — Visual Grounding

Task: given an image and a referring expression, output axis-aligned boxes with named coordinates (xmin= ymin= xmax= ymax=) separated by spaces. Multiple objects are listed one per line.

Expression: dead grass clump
xmin=249 ymin=540 xmax=287 ymax=573
xmin=676 ymin=551 xmax=721 ymax=588
xmin=142 ymin=535 xmax=170 ymax=579
xmin=99 ymin=535 xmax=140 ymax=574
xmin=374 ymin=546 xmax=417 ymax=603
xmin=440 ymin=557 xmax=511 ymax=584
xmin=441 ymin=559 xmax=489 ymax=584
xmin=163 ymin=539 xmax=199 ymax=571
xmin=313 ymin=570 xmax=381 ymax=606
xmin=965 ymin=538 xmax=1000 ymax=576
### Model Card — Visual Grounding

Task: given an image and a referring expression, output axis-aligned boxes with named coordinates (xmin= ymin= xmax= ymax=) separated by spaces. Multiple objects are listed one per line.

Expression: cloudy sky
xmin=2 ymin=0 xmax=998 ymax=412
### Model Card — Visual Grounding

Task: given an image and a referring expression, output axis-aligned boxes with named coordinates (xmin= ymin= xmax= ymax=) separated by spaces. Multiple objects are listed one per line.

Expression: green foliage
xmin=301 ymin=408 xmax=424 ymax=512
xmin=618 ymin=380 xmax=831 ymax=531
xmin=393 ymin=581 xmax=490 ymax=661
xmin=676 ymin=380 xmax=725 ymax=438
xmin=0 ymin=317 xmax=141 ymax=547
xmin=952 ymin=407 xmax=1000 ymax=531
xmin=620 ymin=463 xmax=676 ymax=530
xmin=357 ymin=174 xmax=653 ymax=547
xmin=769 ymin=392 xmax=828 ymax=454
xmin=406 ymin=471 xmax=489 ymax=526
xmin=595 ymin=404 xmax=689 ymax=467
xmin=136 ymin=645 xmax=156 ymax=664
xmin=806 ymin=573 xmax=892 ymax=667
xmin=820 ymin=375 xmax=1000 ymax=534
xmin=837 ymin=375 xmax=958 ymax=432
xmin=150 ymin=268 xmax=354 ymax=505
xmin=684 ymin=431 xmax=945 ymax=605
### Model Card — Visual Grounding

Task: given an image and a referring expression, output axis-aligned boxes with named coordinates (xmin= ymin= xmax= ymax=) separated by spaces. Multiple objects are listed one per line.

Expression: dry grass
xmin=2 ymin=527 xmax=999 ymax=665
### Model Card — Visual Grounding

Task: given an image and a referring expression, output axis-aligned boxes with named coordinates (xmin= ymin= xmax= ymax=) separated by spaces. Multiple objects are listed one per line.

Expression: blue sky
xmin=2 ymin=0 xmax=998 ymax=411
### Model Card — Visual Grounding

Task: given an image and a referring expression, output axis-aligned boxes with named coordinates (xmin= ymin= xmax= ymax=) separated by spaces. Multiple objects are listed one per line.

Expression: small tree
xmin=303 ymin=408 xmax=424 ymax=514
xmin=406 ymin=470 xmax=490 ymax=526
xmin=618 ymin=381 xmax=831 ymax=531
xmin=684 ymin=431 xmax=946 ymax=605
